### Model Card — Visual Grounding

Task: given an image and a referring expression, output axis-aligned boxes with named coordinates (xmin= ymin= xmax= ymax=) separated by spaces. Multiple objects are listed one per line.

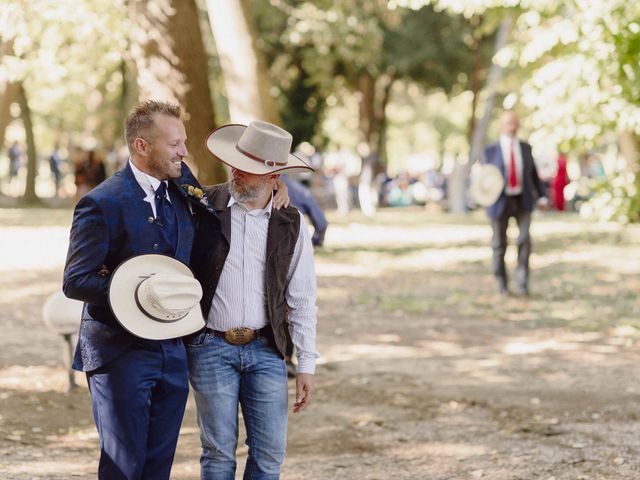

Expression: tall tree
xmin=205 ymin=0 xmax=281 ymax=125
xmin=129 ymin=0 xmax=225 ymax=184
xmin=16 ymin=82 xmax=39 ymax=203
xmin=272 ymin=1 xmax=476 ymax=166
xmin=253 ymin=1 xmax=328 ymax=146
xmin=0 ymin=40 xmax=19 ymax=149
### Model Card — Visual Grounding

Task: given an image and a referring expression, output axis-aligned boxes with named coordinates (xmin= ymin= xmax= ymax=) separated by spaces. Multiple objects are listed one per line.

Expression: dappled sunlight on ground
xmin=2 ymin=208 xmax=640 ymax=479
xmin=387 ymin=441 xmax=490 ymax=459
xmin=0 ymin=227 xmax=69 ymax=272
xmin=0 ymin=366 xmax=82 ymax=393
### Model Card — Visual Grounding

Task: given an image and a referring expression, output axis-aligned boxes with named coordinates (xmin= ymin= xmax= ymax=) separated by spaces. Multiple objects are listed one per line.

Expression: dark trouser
xmin=87 ymin=339 xmax=189 ymax=480
xmin=491 ymin=195 xmax=532 ymax=291
xmin=298 ymin=201 xmax=328 ymax=247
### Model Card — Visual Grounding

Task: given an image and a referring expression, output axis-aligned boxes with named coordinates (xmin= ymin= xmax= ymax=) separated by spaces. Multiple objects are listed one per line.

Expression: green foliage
xmin=1 ymin=0 xmax=129 ymax=148
xmin=582 ymin=172 xmax=640 ymax=224
xmin=382 ymin=4 xmax=474 ymax=93
xmin=253 ymin=0 xmax=329 ymax=146
xmin=255 ymin=0 xmax=484 ymax=151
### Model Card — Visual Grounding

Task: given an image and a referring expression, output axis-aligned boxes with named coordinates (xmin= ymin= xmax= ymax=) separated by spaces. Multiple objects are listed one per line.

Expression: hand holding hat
xmin=469 ymin=163 xmax=505 ymax=207
xmin=109 ymin=254 xmax=205 ymax=340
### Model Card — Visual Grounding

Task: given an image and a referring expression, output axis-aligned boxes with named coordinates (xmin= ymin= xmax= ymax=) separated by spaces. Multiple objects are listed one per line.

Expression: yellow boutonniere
xmin=182 ymin=184 xmax=209 ymax=207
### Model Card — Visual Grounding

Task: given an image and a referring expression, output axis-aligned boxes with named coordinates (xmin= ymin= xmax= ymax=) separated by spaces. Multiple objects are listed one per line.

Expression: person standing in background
xmin=551 ymin=153 xmax=569 ymax=211
xmin=49 ymin=144 xmax=63 ymax=197
xmin=481 ymin=111 xmax=547 ymax=296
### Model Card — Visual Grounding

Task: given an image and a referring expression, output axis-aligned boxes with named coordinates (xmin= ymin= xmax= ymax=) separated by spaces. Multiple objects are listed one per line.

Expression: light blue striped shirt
xmin=207 ymin=195 xmax=318 ymax=374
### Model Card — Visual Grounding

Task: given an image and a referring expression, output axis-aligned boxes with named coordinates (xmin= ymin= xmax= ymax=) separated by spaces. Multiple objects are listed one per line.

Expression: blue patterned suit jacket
xmin=63 ymin=162 xmax=219 ymax=372
xmin=482 ymin=140 xmax=546 ymax=220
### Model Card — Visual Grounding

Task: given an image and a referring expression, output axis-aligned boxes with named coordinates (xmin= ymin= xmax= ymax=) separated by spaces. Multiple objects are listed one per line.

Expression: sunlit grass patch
xmin=353 ymin=293 xmax=438 ymax=314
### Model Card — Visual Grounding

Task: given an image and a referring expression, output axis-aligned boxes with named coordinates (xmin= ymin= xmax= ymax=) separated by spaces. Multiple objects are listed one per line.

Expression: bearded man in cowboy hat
xmin=186 ymin=120 xmax=318 ymax=480
xmin=482 ymin=110 xmax=547 ymax=296
xmin=62 ymin=101 xmax=289 ymax=480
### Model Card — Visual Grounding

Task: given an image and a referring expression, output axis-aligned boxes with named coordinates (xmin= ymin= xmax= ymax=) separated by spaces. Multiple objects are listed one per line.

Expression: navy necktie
xmin=154 ymin=181 xmax=178 ymax=249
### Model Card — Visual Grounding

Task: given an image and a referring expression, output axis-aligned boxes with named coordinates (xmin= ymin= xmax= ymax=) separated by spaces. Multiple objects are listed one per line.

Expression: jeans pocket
xmin=185 ymin=330 xmax=209 ymax=348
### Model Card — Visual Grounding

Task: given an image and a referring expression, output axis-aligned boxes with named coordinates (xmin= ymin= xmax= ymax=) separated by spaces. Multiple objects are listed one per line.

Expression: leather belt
xmin=206 ymin=326 xmax=272 ymax=346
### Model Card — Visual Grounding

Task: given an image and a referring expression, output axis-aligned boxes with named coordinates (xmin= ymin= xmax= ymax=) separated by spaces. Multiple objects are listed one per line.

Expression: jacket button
xmin=148 ymin=216 xmax=154 ymax=223
xmin=152 ymin=244 xmax=159 ymax=250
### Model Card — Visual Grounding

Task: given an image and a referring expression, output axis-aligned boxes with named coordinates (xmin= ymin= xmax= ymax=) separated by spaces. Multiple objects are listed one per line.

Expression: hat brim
xmin=108 ymin=254 xmax=204 ymax=340
xmin=206 ymin=124 xmax=314 ymax=175
xmin=469 ymin=163 xmax=505 ymax=207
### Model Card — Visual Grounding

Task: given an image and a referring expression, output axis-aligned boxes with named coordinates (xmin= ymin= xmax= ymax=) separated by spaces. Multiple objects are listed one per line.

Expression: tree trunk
xmin=357 ymin=72 xmax=376 ymax=147
xmin=467 ymin=15 xmax=513 ymax=168
xmin=129 ymin=0 xmax=225 ymax=184
xmin=466 ymin=15 xmax=483 ymax=145
xmin=205 ymin=0 xmax=281 ymax=126
xmin=356 ymin=72 xmax=393 ymax=215
xmin=0 ymin=38 xmax=19 ymax=150
xmin=618 ymin=131 xmax=639 ymax=173
xmin=0 ymin=81 xmax=18 ymax=151
xmin=375 ymin=75 xmax=394 ymax=169
xmin=450 ymin=14 xmax=513 ymax=214
xmin=17 ymin=83 xmax=39 ymax=204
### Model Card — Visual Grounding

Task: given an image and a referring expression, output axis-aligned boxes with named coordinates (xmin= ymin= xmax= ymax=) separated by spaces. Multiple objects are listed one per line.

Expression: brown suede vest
xmin=199 ymin=183 xmax=300 ymax=357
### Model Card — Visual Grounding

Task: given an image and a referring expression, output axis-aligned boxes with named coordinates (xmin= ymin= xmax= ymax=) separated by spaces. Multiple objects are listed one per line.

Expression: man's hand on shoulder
xmin=273 ymin=178 xmax=290 ymax=210
xmin=293 ymin=373 xmax=314 ymax=413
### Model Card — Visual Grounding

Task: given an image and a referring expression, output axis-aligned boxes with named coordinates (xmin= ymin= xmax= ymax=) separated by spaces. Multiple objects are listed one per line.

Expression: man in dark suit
xmin=482 ymin=111 xmax=547 ymax=296
xmin=63 ymin=100 xmax=219 ymax=479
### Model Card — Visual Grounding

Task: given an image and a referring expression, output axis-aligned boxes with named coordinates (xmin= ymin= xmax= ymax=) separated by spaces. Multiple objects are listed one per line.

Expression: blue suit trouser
xmin=490 ymin=195 xmax=532 ymax=289
xmin=87 ymin=338 xmax=189 ymax=480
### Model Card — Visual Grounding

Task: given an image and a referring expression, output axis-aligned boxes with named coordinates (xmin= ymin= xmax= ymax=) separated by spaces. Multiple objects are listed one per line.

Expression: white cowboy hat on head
xmin=206 ymin=121 xmax=314 ymax=175
xmin=109 ymin=254 xmax=204 ymax=340
xmin=469 ymin=163 xmax=505 ymax=207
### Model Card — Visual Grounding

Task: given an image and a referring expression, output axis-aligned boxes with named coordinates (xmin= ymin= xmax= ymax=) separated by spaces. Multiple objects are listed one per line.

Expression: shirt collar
xmin=227 ymin=192 xmax=274 ymax=218
xmin=129 ymin=159 xmax=166 ymax=194
xmin=500 ymin=134 xmax=519 ymax=146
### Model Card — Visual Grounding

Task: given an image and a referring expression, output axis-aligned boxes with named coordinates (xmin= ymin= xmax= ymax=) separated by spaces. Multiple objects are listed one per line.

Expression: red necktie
xmin=509 ymin=140 xmax=518 ymax=188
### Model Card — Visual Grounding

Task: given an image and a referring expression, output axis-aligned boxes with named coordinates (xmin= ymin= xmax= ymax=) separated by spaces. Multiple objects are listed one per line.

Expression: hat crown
xmin=138 ymin=273 xmax=202 ymax=322
xmin=237 ymin=121 xmax=292 ymax=166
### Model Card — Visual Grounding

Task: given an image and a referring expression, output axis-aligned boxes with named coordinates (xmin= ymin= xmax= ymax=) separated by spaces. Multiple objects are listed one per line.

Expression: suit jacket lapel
xmin=495 ymin=144 xmax=507 ymax=179
xmin=209 ymin=184 xmax=232 ymax=247
xmin=120 ymin=162 xmax=155 ymax=219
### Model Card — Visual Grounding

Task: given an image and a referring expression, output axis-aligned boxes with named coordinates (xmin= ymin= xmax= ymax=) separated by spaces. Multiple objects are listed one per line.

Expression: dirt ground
xmin=1 ymin=207 xmax=639 ymax=479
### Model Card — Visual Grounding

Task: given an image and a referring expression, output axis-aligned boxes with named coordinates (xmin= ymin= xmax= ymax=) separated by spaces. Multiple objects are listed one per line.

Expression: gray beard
xmin=228 ymin=178 xmax=270 ymax=204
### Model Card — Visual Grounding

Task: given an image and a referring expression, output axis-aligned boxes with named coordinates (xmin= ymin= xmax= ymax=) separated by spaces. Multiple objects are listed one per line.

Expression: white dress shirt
xmin=499 ymin=134 xmax=523 ymax=196
xmin=207 ymin=195 xmax=319 ymax=374
xmin=129 ymin=159 xmax=170 ymax=218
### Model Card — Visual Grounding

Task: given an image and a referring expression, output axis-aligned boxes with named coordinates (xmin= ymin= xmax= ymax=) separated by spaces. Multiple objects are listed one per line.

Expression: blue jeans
xmin=187 ymin=332 xmax=288 ymax=480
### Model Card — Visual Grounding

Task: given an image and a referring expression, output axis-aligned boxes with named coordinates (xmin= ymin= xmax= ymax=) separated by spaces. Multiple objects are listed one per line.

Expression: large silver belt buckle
xmin=224 ymin=328 xmax=255 ymax=345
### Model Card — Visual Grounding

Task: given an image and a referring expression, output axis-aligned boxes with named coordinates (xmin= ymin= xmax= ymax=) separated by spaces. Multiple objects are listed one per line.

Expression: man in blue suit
xmin=481 ymin=111 xmax=547 ymax=296
xmin=63 ymin=100 xmax=219 ymax=479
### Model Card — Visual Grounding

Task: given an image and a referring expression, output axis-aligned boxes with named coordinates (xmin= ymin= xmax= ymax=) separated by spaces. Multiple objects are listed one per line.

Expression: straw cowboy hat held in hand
xmin=206 ymin=121 xmax=314 ymax=175
xmin=469 ymin=163 xmax=505 ymax=207
xmin=109 ymin=254 xmax=205 ymax=340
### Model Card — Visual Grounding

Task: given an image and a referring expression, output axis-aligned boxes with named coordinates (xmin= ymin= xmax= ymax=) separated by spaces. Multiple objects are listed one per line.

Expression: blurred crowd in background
xmin=0 ymin=139 xmax=608 ymax=216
